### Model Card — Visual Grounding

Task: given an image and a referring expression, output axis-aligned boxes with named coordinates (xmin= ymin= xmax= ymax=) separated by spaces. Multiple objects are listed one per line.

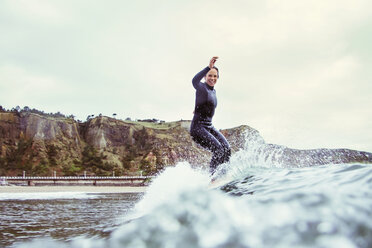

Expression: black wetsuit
xmin=190 ymin=66 xmax=231 ymax=175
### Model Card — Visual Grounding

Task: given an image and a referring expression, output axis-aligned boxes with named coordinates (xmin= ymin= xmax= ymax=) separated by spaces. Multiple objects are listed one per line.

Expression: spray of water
xmin=11 ymin=129 xmax=372 ymax=248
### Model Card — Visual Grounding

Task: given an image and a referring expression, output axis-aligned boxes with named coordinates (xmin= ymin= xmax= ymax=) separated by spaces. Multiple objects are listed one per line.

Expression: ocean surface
xmin=1 ymin=136 xmax=372 ymax=248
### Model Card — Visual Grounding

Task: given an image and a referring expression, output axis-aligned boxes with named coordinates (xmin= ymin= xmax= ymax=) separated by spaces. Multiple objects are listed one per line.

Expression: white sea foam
xmin=108 ymin=162 xmax=372 ymax=248
xmin=8 ymin=147 xmax=372 ymax=248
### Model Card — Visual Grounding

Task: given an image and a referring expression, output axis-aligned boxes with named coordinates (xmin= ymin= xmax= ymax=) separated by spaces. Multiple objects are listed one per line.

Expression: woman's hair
xmin=210 ymin=66 xmax=219 ymax=78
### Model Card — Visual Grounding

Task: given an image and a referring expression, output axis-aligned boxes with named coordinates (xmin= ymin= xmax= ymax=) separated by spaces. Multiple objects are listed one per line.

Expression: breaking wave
xmin=12 ymin=133 xmax=372 ymax=248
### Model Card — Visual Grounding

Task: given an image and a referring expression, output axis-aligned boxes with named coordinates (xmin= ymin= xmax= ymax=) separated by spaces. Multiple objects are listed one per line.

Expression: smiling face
xmin=205 ymin=68 xmax=218 ymax=87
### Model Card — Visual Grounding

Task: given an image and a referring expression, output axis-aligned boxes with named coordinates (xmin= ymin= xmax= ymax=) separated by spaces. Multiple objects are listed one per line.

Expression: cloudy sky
xmin=0 ymin=0 xmax=371 ymax=152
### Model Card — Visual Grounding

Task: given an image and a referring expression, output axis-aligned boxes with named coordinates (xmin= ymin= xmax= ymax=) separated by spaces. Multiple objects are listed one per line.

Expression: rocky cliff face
xmin=0 ymin=110 xmax=371 ymax=176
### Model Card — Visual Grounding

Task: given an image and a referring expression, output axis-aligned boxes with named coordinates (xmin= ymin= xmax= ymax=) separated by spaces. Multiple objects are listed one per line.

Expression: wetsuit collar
xmin=206 ymin=83 xmax=214 ymax=90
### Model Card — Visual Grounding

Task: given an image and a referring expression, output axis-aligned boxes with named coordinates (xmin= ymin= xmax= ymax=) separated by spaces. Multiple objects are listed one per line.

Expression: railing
xmin=0 ymin=176 xmax=154 ymax=180
xmin=0 ymin=175 xmax=155 ymax=186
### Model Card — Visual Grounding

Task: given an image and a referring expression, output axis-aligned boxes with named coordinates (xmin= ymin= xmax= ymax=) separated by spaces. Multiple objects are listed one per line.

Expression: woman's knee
xmin=221 ymin=142 xmax=231 ymax=155
xmin=224 ymin=147 xmax=231 ymax=162
xmin=225 ymin=146 xmax=231 ymax=156
xmin=214 ymin=144 xmax=227 ymax=158
xmin=218 ymin=144 xmax=231 ymax=163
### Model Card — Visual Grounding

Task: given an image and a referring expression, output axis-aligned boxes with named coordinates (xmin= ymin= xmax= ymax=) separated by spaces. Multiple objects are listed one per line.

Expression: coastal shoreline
xmin=0 ymin=185 xmax=147 ymax=193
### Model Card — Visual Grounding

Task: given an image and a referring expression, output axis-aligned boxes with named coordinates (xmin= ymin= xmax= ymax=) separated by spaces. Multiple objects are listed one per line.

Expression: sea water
xmin=0 ymin=192 xmax=142 ymax=247
xmin=1 ymin=136 xmax=372 ymax=248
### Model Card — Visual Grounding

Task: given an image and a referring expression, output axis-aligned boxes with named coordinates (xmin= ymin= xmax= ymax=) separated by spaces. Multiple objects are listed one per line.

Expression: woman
xmin=190 ymin=56 xmax=231 ymax=176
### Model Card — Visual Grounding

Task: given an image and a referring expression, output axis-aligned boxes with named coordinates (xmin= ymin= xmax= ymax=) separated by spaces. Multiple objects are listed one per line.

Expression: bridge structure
xmin=0 ymin=175 xmax=154 ymax=186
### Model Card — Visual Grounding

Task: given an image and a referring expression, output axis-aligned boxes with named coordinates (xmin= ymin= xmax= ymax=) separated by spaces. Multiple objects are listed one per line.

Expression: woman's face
xmin=205 ymin=68 xmax=218 ymax=87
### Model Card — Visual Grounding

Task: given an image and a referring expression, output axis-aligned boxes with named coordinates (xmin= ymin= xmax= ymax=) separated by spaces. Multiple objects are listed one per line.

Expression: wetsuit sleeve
xmin=192 ymin=67 xmax=210 ymax=90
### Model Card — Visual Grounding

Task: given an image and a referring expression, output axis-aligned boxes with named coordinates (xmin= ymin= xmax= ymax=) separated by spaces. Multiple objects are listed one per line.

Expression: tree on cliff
xmin=23 ymin=106 xmax=30 ymax=112
xmin=0 ymin=138 xmax=34 ymax=175
xmin=81 ymin=145 xmax=116 ymax=176
xmin=11 ymin=106 xmax=21 ymax=112
xmin=133 ymin=127 xmax=151 ymax=150
xmin=0 ymin=157 xmax=6 ymax=174
xmin=82 ymin=145 xmax=102 ymax=169
xmin=62 ymin=161 xmax=83 ymax=176
xmin=46 ymin=144 xmax=58 ymax=166
xmin=86 ymin=115 xmax=95 ymax=121
xmin=140 ymin=159 xmax=154 ymax=176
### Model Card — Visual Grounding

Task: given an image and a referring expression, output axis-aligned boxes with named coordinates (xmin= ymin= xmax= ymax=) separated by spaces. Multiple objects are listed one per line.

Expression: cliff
xmin=0 ymin=110 xmax=371 ymax=176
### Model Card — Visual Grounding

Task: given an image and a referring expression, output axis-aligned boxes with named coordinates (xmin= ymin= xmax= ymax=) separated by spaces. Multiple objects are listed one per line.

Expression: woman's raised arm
xmin=192 ymin=57 xmax=219 ymax=89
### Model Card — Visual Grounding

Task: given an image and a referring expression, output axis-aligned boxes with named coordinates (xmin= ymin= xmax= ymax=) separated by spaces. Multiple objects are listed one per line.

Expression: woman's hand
xmin=209 ymin=56 xmax=219 ymax=68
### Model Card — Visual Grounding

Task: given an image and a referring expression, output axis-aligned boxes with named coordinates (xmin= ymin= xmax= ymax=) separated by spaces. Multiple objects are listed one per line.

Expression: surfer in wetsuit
xmin=190 ymin=56 xmax=231 ymax=176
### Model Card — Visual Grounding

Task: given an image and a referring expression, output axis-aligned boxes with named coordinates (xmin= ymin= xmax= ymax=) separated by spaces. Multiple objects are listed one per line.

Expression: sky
xmin=0 ymin=0 xmax=371 ymax=152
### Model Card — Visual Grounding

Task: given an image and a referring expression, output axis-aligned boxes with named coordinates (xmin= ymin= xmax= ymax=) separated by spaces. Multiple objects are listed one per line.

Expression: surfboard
xmin=208 ymin=174 xmax=233 ymax=190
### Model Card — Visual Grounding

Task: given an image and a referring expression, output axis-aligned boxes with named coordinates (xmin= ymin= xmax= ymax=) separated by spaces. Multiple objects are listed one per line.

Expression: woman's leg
xmin=209 ymin=127 xmax=231 ymax=165
xmin=190 ymin=124 xmax=230 ymax=174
